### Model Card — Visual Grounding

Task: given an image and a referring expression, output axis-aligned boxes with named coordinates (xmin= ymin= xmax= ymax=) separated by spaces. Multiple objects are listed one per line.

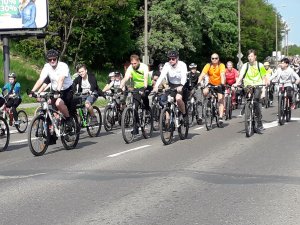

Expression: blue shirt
xmin=2 ymin=82 xmax=22 ymax=99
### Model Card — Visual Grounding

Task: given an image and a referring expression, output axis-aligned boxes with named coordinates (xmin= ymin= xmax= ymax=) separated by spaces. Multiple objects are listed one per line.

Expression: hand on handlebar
xmin=176 ymin=85 xmax=183 ymax=93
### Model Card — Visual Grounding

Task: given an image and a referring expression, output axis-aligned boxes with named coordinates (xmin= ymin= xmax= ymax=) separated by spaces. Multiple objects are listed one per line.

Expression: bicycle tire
xmin=278 ymin=95 xmax=285 ymax=125
xmin=151 ymin=104 xmax=160 ymax=131
xmin=141 ymin=108 xmax=153 ymax=139
xmin=61 ymin=115 xmax=80 ymax=150
xmin=0 ymin=116 xmax=9 ymax=151
xmin=159 ymin=107 xmax=174 ymax=145
xmin=187 ymin=102 xmax=194 ymax=127
xmin=228 ymin=96 xmax=232 ymax=119
xmin=121 ymin=107 xmax=135 ymax=144
xmin=28 ymin=115 xmax=49 ymax=156
xmin=204 ymin=99 xmax=213 ymax=131
xmin=178 ymin=113 xmax=189 ymax=140
xmin=87 ymin=106 xmax=102 ymax=137
xmin=245 ymin=102 xmax=254 ymax=137
xmin=16 ymin=110 xmax=28 ymax=133
xmin=286 ymin=99 xmax=291 ymax=122
xmin=103 ymin=105 xmax=115 ymax=131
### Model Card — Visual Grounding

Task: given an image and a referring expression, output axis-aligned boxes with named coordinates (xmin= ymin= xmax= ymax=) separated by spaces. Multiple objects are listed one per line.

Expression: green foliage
xmin=288 ymin=45 xmax=300 ymax=56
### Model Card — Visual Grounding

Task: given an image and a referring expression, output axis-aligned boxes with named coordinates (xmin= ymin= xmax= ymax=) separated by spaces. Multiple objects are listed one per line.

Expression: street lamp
xmin=143 ymin=0 xmax=149 ymax=65
xmin=237 ymin=0 xmax=243 ymax=70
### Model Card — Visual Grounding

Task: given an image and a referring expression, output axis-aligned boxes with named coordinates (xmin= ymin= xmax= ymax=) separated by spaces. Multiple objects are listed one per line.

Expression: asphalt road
xmin=1 ymin=102 xmax=300 ymax=225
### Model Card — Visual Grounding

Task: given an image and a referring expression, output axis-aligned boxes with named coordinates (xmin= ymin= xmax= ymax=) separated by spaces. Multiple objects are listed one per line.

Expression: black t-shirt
xmin=186 ymin=71 xmax=200 ymax=89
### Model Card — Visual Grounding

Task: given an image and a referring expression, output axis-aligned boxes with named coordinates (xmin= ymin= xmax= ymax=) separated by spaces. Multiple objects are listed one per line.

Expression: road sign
xmin=237 ymin=52 xmax=243 ymax=58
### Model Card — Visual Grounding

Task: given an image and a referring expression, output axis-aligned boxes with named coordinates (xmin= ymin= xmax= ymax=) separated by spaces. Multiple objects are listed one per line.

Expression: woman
xmin=12 ymin=0 xmax=36 ymax=28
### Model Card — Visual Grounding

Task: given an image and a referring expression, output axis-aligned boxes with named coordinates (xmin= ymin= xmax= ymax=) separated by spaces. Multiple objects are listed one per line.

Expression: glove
xmin=53 ymin=91 xmax=61 ymax=99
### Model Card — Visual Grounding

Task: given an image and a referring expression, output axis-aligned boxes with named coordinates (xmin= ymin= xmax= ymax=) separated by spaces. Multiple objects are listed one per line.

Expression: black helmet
xmin=46 ymin=49 xmax=59 ymax=59
xmin=167 ymin=50 xmax=179 ymax=58
xmin=189 ymin=63 xmax=197 ymax=69
xmin=158 ymin=63 xmax=164 ymax=70
xmin=8 ymin=72 xmax=16 ymax=79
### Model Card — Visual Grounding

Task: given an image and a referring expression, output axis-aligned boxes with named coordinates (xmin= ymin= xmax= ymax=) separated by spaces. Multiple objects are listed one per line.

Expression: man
xmin=153 ymin=50 xmax=188 ymax=124
xmin=234 ymin=49 xmax=267 ymax=134
xmin=269 ymin=58 xmax=300 ymax=109
xmin=225 ymin=61 xmax=239 ymax=108
xmin=103 ymin=71 xmax=123 ymax=92
xmin=120 ymin=54 xmax=152 ymax=134
xmin=73 ymin=64 xmax=102 ymax=124
xmin=198 ymin=53 xmax=226 ymax=125
xmin=30 ymin=49 xmax=73 ymax=127
xmin=263 ymin=61 xmax=274 ymax=105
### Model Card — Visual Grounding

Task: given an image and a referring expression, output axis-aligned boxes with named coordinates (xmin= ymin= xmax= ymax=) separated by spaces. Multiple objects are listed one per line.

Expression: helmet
xmin=108 ymin=72 xmax=115 ymax=77
xmin=167 ymin=50 xmax=179 ymax=58
xmin=263 ymin=61 xmax=270 ymax=66
xmin=114 ymin=71 xmax=121 ymax=76
xmin=158 ymin=63 xmax=164 ymax=70
xmin=8 ymin=72 xmax=16 ymax=79
xmin=189 ymin=63 xmax=197 ymax=69
xmin=46 ymin=49 xmax=59 ymax=59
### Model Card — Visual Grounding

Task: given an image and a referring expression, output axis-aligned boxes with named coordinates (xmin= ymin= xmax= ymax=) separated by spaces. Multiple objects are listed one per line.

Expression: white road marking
xmin=10 ymin=130 xmax=18 ymax=134
xmin=107 ymin=145 xmax=151 ymax=158
xmin=193 ymin=126 xmax=204 ymax=130
xmin=263 ymin=120 xmax=279 ymax=129
xmin=0 ymin=173 xmax=46 ymax=180
xmin=291 ymin=117 xmax=300 ymax=121
xmin=11 ymin=139 xmax=28 ymax=144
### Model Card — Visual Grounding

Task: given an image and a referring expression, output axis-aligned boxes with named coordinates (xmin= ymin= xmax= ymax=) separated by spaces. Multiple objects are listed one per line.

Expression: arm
xmin=154 ymin=64 xmax=168 ymax=90
xmin=180 ymin=63 xmax=188 ymax=86
xmin=198 ymin=64 xmax=209 ymax=84
xmin=293 ymin=71 xmax=300 ymax=85
xmin=120 ymin=67 xmax=131 ymax=89
xmin=220 ymin=64 xmax=226 ymax=85
xmin=143 ymin=65 xmax=149 ymax=88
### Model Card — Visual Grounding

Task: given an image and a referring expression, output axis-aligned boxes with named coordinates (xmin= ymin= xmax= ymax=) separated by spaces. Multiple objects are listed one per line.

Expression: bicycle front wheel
xmin=0 ymin=117 xmax=9 ymax=151
xmin=187 ymin=102 xmax=194 ymax=127
xmin=141 ymin=108 xmax=153 ymax=139
xmin=151 ymin=104 xmax=160 ymax=131
xmin=16 ymin=110 xmax=28 ymax=133
xmin=103 ymin=105 xmax=115 ymax=131
xmin=178 ymin=113 xmax=189 ymax=140
xmin=278 ymin=95 xmax=285 ymax=125
xmin=61 ymin=116 xmax=80 ymax=150
xmin=28 ymin=115 xmax=49 ymax=156
xmin=244 ymin=102 xmax=254 ymax=137
xmin=159 ymin=107 xmax=174 ymax=145
xmin=121 ymin=107 xmax=135 ymax=144
xmin=204 ymin=99 xmax=213 ymax=131
xmin=87 ymin=106 xmax=102 ymax=137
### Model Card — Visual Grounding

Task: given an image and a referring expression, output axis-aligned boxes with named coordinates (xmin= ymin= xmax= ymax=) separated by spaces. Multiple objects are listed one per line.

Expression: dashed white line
xmin=0 ymin=173 xmax=46 ymax=180
xmin=11 ymin=139 xmax=28 ymax=144
xmin=107 ymin=145 xmax=151 ymax=158
xmin=193 ymin=126 xmax=204 ymax=131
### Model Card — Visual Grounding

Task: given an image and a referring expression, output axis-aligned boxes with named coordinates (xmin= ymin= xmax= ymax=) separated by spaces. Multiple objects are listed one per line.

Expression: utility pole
xmin=2 ymin=36 xmax=10 ymax=83
xmin=237 ymin=0 xmax=243 ymax=70
xmin=143 ymin=0 xmax=149 ymax=65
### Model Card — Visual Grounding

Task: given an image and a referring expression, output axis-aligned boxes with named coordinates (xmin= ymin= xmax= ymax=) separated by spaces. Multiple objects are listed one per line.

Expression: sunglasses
xmin=169 ymin=58 xmax=177 ymax=61
xmin=48 ymin=58 xmax=57 ymax=62
xmin=211 ymin=57 xmax=219 ymax=60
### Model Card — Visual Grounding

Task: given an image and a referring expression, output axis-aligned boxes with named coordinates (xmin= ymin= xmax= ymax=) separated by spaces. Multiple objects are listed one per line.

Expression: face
xmin=247 ymin=53 xmax=256 ymax=64
xmin=47 ymin=57 xmax=58 ymax=68
xmin=280 ymin=61 xmax=288 ymax=69
xmin=131 ymin=59 xmax=140 ymax=70
xmin=9 ymin=78 xmax=15 ymax=84
xmin=226 ymin=62 xmax=233 ymax=70
xmin=191 ymin=68 xmax=197 ymax=73
xmin=168 ymin=57 xmax=178 ymax=66
xmin=78 ymin=67 xmax=87 ymax=78
xmin=114 ymin=75 xmax=121 ymax=80
xmin=152 ymin=75 xmax=159 ymax=85
xmin=211 ymin=54 xmax=219 ymax=64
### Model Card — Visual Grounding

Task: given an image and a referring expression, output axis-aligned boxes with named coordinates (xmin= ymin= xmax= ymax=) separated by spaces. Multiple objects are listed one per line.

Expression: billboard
xmin=0 ymin=0 xmax=48 ymax=30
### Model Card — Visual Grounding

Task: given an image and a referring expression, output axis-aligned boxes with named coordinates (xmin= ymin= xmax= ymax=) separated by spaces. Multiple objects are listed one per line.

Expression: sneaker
xmin=196 ymin=117 xmax=203 ymax=125
xmin=270 ymin=101 xmax=273 ymax=105
xmin=219 ymin=118 xmax=224 ymax=126
xmin=64 ymin=118 xmax=73 ymax=133
xmin=48 ymin=134 xmax=58 ymax=145
xmin=131 ymin=126 xmax=139 ymax=135
xmin=14 ymin=120 xmax=20 ymax=126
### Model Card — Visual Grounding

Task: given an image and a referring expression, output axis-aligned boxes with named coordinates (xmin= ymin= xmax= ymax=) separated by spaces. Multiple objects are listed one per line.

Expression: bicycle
xmin=186 ymin=86 xmax=203 ymax=126
xmin=277 ymin=82 xmax=292 ymax=125
xmin=121 ymin=89 xmax=153 ymax=144
xmin=224 ymin=85 xmax=233 ymax=120
xmin=103 ymin=90 xmax=123 ymax=131
xmin=0 ymin=96 xmax=28 ymax=133
xmin=74 ymin=92 xmax=102 ymax=137
xmin=243 ymin=84 xmax=265 ymax=137
xmin=28 ymin=92 xmax=80 ymax=156
xmin=0 ymin=115 xmax=9 ymax=151
xmin=159 ymin=88 xmax=189 ymax=145
xmin=202 ymin=85 xmax=221 ymax=130
xmin=262 ymin=85 xmax=270 ymax=108
xmin=150 ymin=90 xmax=164 ymax=131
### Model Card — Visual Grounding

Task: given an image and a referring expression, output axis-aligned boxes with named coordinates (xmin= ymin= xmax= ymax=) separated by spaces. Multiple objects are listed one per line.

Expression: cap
xmin=263 ymin=62 xmax=270 ymax=66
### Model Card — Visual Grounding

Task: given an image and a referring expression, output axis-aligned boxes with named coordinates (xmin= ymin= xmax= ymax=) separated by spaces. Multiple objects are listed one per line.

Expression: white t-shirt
xmin=40 ymin=61 xmax=73 ymax=91
xmin=155 ymin=61 xmax=187 ymax=88
xmin=81 ymin=76 xmax=91 ymax=94
xmin=270 ymin=67 xmax=300 ymax=87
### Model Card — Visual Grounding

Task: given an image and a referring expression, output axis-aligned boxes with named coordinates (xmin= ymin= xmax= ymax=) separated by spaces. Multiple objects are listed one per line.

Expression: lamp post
xmin=143 ymin=0 xmax=149 ymax=65
xmin=237 ymin=0 xmax=243 ymax=70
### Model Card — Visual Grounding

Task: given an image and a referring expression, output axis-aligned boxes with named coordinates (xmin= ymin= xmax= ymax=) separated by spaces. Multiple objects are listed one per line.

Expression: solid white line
xmin=194 ymin=126 xmax=204 ymax=130
xmin=263 ymin=120 xmax=278 ymax=129
xmin=0 ymin=173 xmax=46 ymax=180
xmin=11 ymin=139 xmax=28 ymax=144
xmin=291 ymin=117 xmax=300 ymax=121
xmin=107 ymin=145 xmax=151 ymax=158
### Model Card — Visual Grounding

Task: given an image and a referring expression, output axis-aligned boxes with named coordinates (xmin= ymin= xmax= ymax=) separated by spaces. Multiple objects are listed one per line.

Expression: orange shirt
xmin=202 ymin=63 xmax=225 ymax=85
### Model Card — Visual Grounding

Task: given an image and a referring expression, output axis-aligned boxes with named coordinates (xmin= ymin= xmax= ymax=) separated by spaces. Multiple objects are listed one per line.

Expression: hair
xmin=130 ymin=54 xmax=140 ymax=61
xmin=226 ymin=61 xmax=233 ymax=66
xmin=247 ymin=49 xmax=257 ymax=56
xmin=76 ymin=63 xmax=87 ymax=71
xmin=281 ymin=57 xmax=290 ymax=65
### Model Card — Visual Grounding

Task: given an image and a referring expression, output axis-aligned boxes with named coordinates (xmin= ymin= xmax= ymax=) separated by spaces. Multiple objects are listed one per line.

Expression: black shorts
xmin=208 ymin=83 xmax=225 ymax=95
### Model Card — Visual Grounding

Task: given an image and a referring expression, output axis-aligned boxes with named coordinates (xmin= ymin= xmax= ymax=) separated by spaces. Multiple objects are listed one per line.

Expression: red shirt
xmin=225 ymin=68 xmax=238 ymax=85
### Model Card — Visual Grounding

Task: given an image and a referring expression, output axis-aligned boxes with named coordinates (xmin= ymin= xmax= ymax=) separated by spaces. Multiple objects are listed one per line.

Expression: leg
xmin=254 ymin=87 xmax=263 ymax=133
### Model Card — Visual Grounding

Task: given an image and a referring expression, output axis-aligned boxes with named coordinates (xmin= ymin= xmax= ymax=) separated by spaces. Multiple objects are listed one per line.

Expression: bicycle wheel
xmin=204 ymin=99 xmax=213 ymax=131
xmin=28 ymin=115 xmax=49 ymax=156
xmin=286 ymin=99 xmax=291 ymax=122
xmin=187 ymin=102 xmax=194 ymax=127
xmin=0 ymin=117 xmax=9 ymax=151
xmin=103 ymin=105 xmax=115 ymax=131
xmin=225 ymin=96 xmax=232 ymax=120
xmin=151 ymin=104 xmax=160 ymax=131
xmin=34 ymin=106 xmax=43 ymax=116
xmin=178 ymin=113 xmax=189 ymax=140
xmin=121 ymin=107 xmax=135 ymax=143
xmin=16 ymin=110 xmax=28 ymax=133
xmin=244 ymin=102 xmax=254 ymax=137
xmin=61 ymin=115 xmax=80 ymax=150
xmin=264 ymin=88 xmax=270 ymax=108
xmin=141 ymin=108 xmax=153 ymax=139
xmin=278 ymin=95 xmax=285 ymax=125
xmin=87 ymin=106 xmax=102 ymax=137
xmin=159 ymin=107 xmax=174 ymax=145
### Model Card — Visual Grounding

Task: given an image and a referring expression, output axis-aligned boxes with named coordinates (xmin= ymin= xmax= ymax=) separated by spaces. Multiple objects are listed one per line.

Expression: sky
xmin=268 ymin=0 xmax=300 ymax=46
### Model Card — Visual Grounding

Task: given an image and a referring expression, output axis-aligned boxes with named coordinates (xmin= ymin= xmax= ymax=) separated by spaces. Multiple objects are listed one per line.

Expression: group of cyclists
xmin=1 ymin=48 xmax=300 ymax=153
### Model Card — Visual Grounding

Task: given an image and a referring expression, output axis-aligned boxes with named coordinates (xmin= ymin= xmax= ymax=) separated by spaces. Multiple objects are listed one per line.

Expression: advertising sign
xmin=0 ymin=0 xmax=48 ymax=30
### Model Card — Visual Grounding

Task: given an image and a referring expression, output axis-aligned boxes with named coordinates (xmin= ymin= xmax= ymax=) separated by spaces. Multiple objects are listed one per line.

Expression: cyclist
xmin=2 ymin=72 xmax=22 ymax=125
xmin=120 ymin=54 xmax=152 ymax=134
xmin=198 ymin=53 xmax=226 ymax=125
xmin=29 ymin=49 xmax=74 ymax=129
xmin=72 ymin=64 xmax=102 ymax=124
xmin=263 ymin=61 xmax=274 ymax=105
xmin=153 ymin=50 xmax=189 ymax=124
xmin=234 ymin=49 xmax=267 ymax=134
xmin=225 ymin=61 xmax=239 ymax=108
xmin=269 ymin=58 xmax=300 ymax=109
xmin=103 ymin=71 xmax=123 ymax=92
